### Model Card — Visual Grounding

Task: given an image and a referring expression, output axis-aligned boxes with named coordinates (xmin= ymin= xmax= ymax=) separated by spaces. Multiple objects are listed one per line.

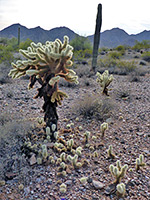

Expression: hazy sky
xmin=0 ymin=0 xmax=150 ymax=35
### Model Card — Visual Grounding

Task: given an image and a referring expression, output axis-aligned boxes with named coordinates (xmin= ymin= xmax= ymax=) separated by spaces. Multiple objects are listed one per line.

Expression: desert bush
xmin=0 ymin=63 xmax=12 ymax=84
xmin=108 ymin=51 xmax=122 ymax=59
xmin=0 ymin=37 xmax=9 ymax=45
xmin=115 ymin=45 xmax=125 ymax=55
xmin=132 ymin=40 xmax=150 ymax=51
xmin=72 ymin=94 xmax=115 ymax=121
xmin=70 ymin=35 xmax=92 ymax=51
xmin=0 ymin=37 xmax=18 ymax=64
xmin=0 ymin=47 xmax=14 ymax=64
xmin=100 ymin=47 xmax=109 ymax=52
xmin=75 ymin=64 xmax=91 ymax=78
xmin=141 ymin=51 xmax=150 ymax=62
xmin=97 ymin=57 xmax=137 ymax=75
xmin=97 ymin=57 xmax=117 ymax=69
xmin=19 ymin=38 xmax=32 ymax=50
xmin=115 ymin=45 xmax=125 ymax=51
xmin=116 ymin=60 xmax=137 ymax=73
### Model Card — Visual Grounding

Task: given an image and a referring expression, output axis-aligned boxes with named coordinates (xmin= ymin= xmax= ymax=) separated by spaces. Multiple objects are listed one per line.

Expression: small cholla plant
xmin=67 ymin=154 xmax=82 ymax=169
xmin=100 ymin=122 xmax=108 ymax=137
xmin=109 ymin=160 xmax=128 ymax=184
xmin=107 ymin=145 xmax=116 ymax=159
xmin=116 ymin=183 xmax=126 ymax=198
xmin=96 ymin=70 xmax=113 ymax=95
xmin=59 ymin=183 xmax=67 ymax=193
xmin=8 ymin=36 xmax=78 ymax=140
xmin=136 ymin=154 xmax=145 ymax=171
xmin=84 ymin=131 xmax=90 ymax=143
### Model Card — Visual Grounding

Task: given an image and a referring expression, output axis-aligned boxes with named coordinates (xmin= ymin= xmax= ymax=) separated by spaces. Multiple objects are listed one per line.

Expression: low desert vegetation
xmin=0 ymin=36 xmax=149 ymax=199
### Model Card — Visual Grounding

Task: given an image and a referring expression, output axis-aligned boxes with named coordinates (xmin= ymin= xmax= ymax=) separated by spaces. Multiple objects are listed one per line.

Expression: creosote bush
xmin=96 ymin=57 xmax=137 ymax=75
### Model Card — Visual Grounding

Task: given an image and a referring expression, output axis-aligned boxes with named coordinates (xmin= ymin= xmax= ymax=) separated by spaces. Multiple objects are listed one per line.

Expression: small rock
xmin=92 ymin=180 xmax=104 ymax=189
xmin=5 ymin=172 xmax=17 ymax=180
xmin=65 ymin=180 xmax=72 ymax=186
xmin=29 ymin=154 xmax=37 ymax=165
xmin=24 ymin=186 xmax=30 ymax=195
xmin=136 ymin=132 xmax=144 ymax=136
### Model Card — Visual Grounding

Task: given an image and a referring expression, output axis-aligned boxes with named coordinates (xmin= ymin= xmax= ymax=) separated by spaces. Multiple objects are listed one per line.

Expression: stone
xmin=92 ymin=180 xmax=105 ymax=189
xmin=29 ymin=154 xmax=37 ymax=165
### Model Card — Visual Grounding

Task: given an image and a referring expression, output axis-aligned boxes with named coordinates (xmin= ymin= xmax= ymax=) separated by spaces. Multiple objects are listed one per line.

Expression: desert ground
xmin=0 ymin=49 xmax=150 ymax=200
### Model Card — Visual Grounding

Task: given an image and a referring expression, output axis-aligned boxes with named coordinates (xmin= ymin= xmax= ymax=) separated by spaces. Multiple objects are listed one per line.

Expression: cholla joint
xmin=8 ymin=36 xmax=78 ymax=140
xmin=116 ymin=183 xmax=126 ymax=198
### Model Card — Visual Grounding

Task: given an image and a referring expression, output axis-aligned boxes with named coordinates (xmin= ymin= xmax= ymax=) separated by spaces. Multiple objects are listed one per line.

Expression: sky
xmin=0 ymin=0 xmax=150 ymax=36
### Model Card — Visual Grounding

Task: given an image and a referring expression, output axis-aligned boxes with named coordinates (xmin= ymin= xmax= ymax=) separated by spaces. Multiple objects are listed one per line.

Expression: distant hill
xmin=0 ymin=23 xmax=150 ymax=48
xmin=88 ymin=28 xmax=150 ymax=48
xmin=0 ymin=23 xmax=77 ymax=43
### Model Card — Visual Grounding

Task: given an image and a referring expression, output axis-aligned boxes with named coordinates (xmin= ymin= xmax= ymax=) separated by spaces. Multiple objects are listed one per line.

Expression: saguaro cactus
xmin=92 ymin=3 xmax=102 ymax=72
xmin=9 ymin=36 xmax=78 ymax=140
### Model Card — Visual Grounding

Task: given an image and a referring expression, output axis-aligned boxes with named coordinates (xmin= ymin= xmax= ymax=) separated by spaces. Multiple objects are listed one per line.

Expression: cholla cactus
xmin=96 ymin=70 xmax=113 ymax=95
xmin=8 ymin=36 xmax=78 ymax=141
xmin=109 ymin=160 xmax=128 ymax=184
xmin=59 ymin=183 xmax=67 ymax=193
xmin=67 ymin=154 xmax=82 ymax=168
xmin=116 ymin=183 xmax=126 ymax=198
xmin=136 ymin=154 xmax=145 ymax=171
xmin=100 ymin=122 xmax=108 ymax=137
xmin=107 ymin=145 xmax=115 ymax=159
xmin=84 ymin=131 xmax=90 ymax=143
xmin=42 ymin=144 xmax=48 ymax=159
xmin=67 ymin=139 xmax=74 ymax=150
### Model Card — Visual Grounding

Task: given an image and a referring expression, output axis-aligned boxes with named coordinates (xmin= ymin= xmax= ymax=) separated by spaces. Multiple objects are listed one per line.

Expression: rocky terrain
xmin=0 ymin=50 xmax=150 ymax=200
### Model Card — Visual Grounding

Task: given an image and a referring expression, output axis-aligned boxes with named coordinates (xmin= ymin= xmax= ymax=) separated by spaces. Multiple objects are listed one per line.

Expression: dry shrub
xmin=75 ymin=64 xmax=91 ymax=78
xmin=72 ymin=94 xmax=115 ymax=121
xmin=0 ymin=112 xmax=33 ymax=143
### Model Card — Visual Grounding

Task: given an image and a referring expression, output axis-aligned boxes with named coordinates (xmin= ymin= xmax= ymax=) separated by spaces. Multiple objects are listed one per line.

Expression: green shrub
xmin=19 ymin=38 xmax=32 ymax=50
xmin=0 ymin=47 xmax=14 ymax=64
xmin=132 ymin=40 xmax=150 ymax=51
xmin=115 ymin=45 xmax=125 ymax=51
xmin=97 ymin=57 xmax=137 ymax=75
xmin=97 ymin=57 xmax=118 ymax=68
xmin=70 ymin=35 xmax=92 ymax=51
xmin=115 ymin=45 xmax=125 ymax=55
xmin=116 ymin=60 xmax=137 ymax=72
xmin=108 ymin=51 xmax=122 ymax=59
xmin=141 ymin=51 xmax=150 ymax=62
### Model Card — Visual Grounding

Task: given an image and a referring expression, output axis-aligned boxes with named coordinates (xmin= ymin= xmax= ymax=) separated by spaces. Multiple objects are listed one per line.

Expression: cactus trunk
xmin=92 ymin=4 xmax=102 ymax=72
xmin=34 ymin=73 xmax=58 ymax=141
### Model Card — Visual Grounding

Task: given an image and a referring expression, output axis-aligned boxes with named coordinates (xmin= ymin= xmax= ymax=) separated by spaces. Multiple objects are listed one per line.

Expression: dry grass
xmin=71 ymin=93 xmax=116 ymax=121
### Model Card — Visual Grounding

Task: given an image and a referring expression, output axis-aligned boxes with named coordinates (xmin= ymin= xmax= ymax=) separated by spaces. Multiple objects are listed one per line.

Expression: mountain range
xmin=0 ymin=23 xmax=150 ymax=48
